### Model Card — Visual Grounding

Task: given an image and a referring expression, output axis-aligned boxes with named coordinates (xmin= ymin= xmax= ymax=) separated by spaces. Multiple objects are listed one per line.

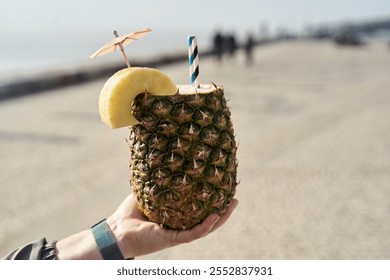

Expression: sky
xmin=1 ymin=0 xmax=389 ymax=34
xmin=0 ymin=0 xmax=389 ymax=74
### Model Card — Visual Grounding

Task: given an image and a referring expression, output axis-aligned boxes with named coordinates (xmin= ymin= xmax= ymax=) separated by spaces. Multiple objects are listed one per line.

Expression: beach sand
xmin=1 ymin=40 xmax=390 ymax=259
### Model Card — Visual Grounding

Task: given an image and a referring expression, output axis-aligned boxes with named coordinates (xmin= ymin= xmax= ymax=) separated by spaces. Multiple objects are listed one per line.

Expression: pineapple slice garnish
xmin=99 ymin=67 xmax=178 ymax=128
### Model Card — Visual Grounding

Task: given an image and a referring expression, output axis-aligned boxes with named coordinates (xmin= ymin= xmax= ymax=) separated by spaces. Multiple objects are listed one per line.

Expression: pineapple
xmin=99 ymin=67 xmax=178 ymax=128
xmin=99 ymin=67 xmax=238 ymax=230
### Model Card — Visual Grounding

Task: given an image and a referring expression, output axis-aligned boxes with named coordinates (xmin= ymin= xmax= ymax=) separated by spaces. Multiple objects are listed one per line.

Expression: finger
xmin=172 ymin=214 xmax=220 ymax=245
xmin=208 ymin=198 xmax=238 ymax=234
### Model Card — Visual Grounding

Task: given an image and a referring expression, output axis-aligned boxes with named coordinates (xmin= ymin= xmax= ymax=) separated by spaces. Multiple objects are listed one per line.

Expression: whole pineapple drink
xmin=99 ymin=67 xmax=238 ymax=230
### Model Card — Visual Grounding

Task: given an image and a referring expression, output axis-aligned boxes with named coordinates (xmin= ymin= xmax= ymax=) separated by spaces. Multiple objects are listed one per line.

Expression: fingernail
xmin=211 ymin=215 xmax=220 ymax=224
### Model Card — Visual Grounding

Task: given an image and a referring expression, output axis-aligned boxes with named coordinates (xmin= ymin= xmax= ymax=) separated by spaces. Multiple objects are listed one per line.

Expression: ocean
xmin=1 ymin=0 xmax=389 ymax=85
xmin=2 ymin=29 xmax=388 ymax=85
xmin=0 ymin=28 xmax=214 ymax=83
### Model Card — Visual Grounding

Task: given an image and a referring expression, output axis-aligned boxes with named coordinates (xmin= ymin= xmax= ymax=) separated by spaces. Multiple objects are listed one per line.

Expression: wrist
xmin=91 ymin=219 xmax=126 ymax=260
xmin=56 ymin=229 xmax=102 ymax=260
xmin=106 ymin=215 xmax=133 ymax=259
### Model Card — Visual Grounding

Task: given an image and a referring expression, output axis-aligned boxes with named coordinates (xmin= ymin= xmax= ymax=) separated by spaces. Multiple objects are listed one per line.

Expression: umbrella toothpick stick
xmin=89 ymin=28 xmax=151 ymax=67
xmin=113 ymin=30 xmax=131 ymax=68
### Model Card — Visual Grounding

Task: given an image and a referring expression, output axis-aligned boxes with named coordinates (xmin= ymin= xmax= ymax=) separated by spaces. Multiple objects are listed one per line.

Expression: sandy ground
xmin=1 ymin=40 xmax=390 ymax=259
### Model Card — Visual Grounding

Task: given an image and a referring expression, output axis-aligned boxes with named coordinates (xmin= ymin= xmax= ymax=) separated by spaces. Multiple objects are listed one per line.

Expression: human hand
xmin=106 ymin=193 xmax=238 ymax=259
xmin=56 ymin=192 xmax=238 ymax=260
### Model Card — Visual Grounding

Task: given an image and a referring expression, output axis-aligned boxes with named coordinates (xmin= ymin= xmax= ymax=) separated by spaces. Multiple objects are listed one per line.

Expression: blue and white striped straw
xmin=188 ymin=36 xmax=200 ymax=88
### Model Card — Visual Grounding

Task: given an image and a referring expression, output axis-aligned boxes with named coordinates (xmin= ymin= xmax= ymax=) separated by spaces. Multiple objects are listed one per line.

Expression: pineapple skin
xmin=129 ymin=86 xmax=238 ymax=230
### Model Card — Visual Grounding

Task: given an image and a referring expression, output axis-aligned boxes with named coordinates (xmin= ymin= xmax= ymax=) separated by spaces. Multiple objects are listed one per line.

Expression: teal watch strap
xmin=91 ymin=219 xmax=125 ymax=260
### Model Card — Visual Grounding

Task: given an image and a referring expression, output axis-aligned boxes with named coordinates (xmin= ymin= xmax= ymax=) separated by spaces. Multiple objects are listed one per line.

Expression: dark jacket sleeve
xmin=2 ymin=238 xmax=57 ymax=260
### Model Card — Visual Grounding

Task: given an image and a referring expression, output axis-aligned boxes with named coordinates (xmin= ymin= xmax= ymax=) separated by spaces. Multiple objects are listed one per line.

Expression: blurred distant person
xmin=245 ymin=32 xmax=255 ymax=66
xmin=225 ymin=33 xmax=238 ymax=59
xmin=213 ymin=31 xmax=224 ymax=62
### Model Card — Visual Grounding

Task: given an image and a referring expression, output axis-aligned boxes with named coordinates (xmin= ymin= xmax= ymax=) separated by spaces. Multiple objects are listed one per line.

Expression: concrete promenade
xmin=1 ymin=41 xmax=390 ymax=259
